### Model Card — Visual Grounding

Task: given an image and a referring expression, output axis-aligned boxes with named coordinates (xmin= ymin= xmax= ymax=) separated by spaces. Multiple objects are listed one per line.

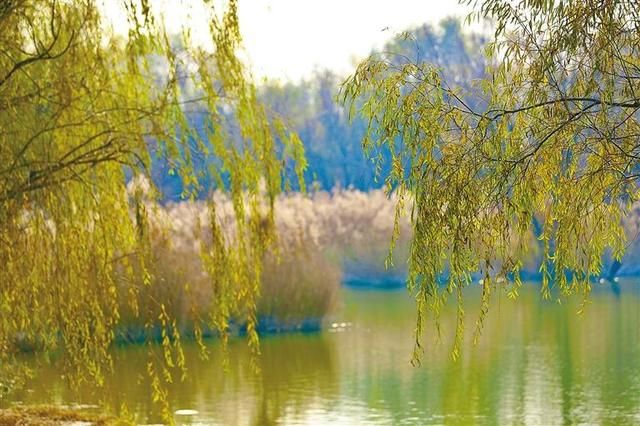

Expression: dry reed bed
xmin=119 ymin=186 xmax=411 ymax=336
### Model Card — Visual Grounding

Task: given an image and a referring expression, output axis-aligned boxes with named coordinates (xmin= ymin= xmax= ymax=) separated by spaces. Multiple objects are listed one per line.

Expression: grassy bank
xmin=0 ymin=405 xmax=114 ymax=426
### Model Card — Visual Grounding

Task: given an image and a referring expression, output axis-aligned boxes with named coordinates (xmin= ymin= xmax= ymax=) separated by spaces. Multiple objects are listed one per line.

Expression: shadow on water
xmin=5 ymin=280 xmax=640 ymax=424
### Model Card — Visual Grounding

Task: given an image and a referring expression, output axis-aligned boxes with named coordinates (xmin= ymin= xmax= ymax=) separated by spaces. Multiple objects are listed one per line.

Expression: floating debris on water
xmin=175 ymin=409 xmax=199 ymax=416
xmin=329 ymin=322 xmax=352 ymax=332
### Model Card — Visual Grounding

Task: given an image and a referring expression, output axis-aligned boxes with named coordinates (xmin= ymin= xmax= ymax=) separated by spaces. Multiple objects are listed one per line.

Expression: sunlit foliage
xmin=0 ymin=0 xmax=303 ymax=418
xmin=342 ymin=0 xmax=640 ymax=361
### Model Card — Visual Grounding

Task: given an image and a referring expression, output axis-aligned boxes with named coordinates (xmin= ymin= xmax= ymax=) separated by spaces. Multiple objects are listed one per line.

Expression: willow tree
xmin=342 ymin=0 xmax=640 ymax=360
xmin=0 ymin=0 xmax=303 ymax=417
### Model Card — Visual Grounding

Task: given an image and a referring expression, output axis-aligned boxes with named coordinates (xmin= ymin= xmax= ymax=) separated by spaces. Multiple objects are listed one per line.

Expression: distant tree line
xmin=152 ymin=19 xmax=487 ymax=199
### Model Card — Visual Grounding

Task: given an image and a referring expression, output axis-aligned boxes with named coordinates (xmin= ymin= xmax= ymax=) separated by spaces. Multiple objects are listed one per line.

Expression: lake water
xmin=5 ymin=281 xmax=640 ymax=425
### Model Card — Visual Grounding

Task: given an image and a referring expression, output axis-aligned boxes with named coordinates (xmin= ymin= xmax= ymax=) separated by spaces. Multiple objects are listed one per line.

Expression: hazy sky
xmin=237 ymin=0 xmax=470 ymax=81
xmin=107 ymin=0 xmax=470 ymax=81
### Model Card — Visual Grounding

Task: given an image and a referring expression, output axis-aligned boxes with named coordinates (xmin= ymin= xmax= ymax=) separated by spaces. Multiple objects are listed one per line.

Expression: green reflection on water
xmin=5 ymin=281 xmax=640 ymax=425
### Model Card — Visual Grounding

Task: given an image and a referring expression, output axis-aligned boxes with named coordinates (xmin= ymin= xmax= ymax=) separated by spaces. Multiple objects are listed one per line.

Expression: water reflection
xmin=5 ymin=281 xmax=640 ymax=424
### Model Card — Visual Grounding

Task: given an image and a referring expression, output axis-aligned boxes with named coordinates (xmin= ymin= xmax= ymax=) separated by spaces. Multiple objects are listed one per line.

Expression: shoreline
xmin=0 ymin=405 xmax=114 ymax=426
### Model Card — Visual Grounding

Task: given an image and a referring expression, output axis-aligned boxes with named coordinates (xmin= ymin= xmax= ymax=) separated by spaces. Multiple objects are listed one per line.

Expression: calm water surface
xmin=6 ymin=281 xmax=640 ymax=425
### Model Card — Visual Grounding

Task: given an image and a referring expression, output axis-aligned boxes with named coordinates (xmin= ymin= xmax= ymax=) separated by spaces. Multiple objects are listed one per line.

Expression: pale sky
xmin=106 ymin=0 xmax=471 ymax=81
xmin=237 ymin=0 xmax=470 ymax=81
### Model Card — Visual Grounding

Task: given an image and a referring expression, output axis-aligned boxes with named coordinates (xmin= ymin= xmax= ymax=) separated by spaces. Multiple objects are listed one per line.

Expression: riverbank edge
xmin=0 ymin=405 xmax=116 ymax=425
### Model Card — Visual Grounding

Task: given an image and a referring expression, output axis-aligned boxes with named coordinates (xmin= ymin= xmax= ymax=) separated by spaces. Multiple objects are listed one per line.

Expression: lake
xmin=5 ymin=281 xmax=640 ymax=425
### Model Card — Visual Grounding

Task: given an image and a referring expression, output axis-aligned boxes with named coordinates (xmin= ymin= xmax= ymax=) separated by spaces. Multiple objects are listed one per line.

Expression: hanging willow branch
xmin=342 ymin=0 xmax=640 ymax=361
xmin=0 ymin=0 xmax=304 ymax=419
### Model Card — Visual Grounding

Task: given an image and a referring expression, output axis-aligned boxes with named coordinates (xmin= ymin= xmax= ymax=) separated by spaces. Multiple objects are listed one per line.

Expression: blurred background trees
xmin=152 ymin=19 xmax=486 ymax=197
